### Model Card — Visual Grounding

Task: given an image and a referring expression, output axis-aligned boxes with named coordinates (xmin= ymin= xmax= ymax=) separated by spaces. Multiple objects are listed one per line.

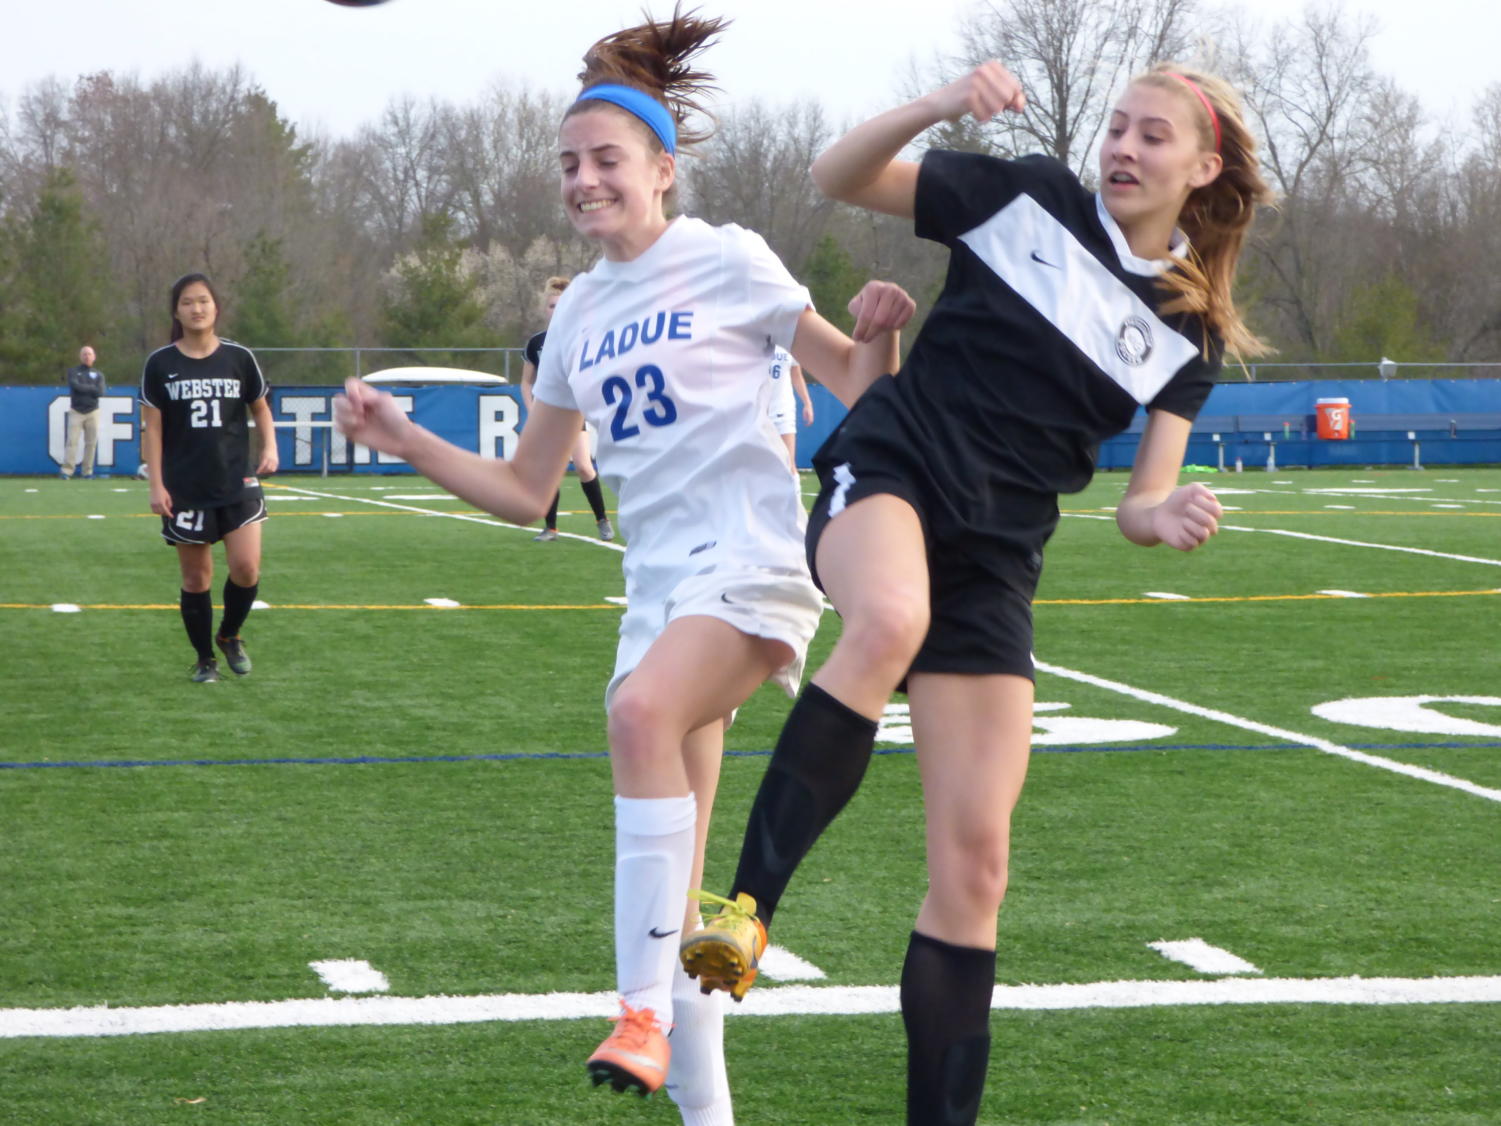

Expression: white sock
xmin=666 ymin=947 xmax=734 ymax=1125
xmin=614 ymin=793 xmax=698 ymax=1029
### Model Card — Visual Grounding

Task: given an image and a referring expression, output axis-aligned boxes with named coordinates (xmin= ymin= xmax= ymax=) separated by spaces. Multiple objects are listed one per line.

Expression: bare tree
xmin=940 ymin=0 xmax=1201 ymax=171
xmin=685 ymin=99 xmax=836 ymax=272
xmin=1231 ymin=5 xmax=1429 ymax=356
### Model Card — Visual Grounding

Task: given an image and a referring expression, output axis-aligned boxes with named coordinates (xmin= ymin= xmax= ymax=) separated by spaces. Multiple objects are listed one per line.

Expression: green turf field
xmin=2 ymin=467 xmax=1499 ymax=1124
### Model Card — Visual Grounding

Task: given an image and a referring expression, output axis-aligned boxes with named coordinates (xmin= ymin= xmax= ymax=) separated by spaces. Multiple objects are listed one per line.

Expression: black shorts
xmin=805 ymin=459 xmax=1043 ymax=683
xmin=161 ymin=484 xmax=267 ymax=546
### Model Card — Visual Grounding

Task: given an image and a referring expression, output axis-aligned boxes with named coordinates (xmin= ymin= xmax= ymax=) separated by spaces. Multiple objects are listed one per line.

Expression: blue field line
xmin=2 ymin=740 xmax=1497 ymax=772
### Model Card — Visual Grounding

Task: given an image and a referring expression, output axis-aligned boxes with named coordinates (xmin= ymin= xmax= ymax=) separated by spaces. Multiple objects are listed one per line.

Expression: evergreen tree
xmin=232 ymin=233 xmax=297 ymax=348
xmin=378 ymin=213 xmax=491 ymax=371
xmin=801 ymin=234 xmax=864 ymax=339
xmin=0 ymin=169 xmax=115 ymax=383
xmin=1326 ymin=274 xmax=1443 ymax=370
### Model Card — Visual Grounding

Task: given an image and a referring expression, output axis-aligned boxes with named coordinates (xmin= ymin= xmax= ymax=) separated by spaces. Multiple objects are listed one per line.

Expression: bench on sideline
xmin=1105 ymin=412 xmax=1501 ymax=470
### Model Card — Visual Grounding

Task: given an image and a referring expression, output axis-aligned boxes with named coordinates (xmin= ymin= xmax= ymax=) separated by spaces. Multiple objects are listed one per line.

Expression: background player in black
xmin=518 ymin=275 xmax=612 ymax=542
xmin=140 ymin=273 xmax=278 ymax=683
xmin=682 ymin=60 xmax=1271 ymax=1123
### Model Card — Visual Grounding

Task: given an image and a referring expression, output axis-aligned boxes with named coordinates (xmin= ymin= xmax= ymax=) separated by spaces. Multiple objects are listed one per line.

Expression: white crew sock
xmin=666 ymin=939 xmax=734 ymax=1125
xmin=614 ymin=793 xmax=698 ymax=1029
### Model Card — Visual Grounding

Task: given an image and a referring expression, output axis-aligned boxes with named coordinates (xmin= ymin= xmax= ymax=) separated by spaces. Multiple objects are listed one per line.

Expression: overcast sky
xmin=3 ymin=0 xmax=1496 ymax=139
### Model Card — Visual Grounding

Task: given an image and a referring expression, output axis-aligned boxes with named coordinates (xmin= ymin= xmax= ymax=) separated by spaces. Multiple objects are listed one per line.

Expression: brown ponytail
xmin=1135 ymin=65 xmax=1274 ymax=359
xmin=565 ymin=4 xmax=729 ymax=152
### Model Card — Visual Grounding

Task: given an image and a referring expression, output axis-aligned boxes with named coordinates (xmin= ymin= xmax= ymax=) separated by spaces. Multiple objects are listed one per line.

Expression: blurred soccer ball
xmin=136 ymin=463 xmax=149 ymax=480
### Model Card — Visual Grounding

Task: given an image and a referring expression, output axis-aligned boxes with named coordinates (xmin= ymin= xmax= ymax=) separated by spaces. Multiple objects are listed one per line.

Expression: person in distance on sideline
xmin=60 ymin=345 xmax=108 ymax=479
xmin=520 ymin=275 xmax=615 ymax=542
xmin=334 ymin=8 xmax=914 ymax=1122
xmin=681 ymin=58 xmax=1269 ymax=1124
xmin=140 ymin=273 xmax=278 ymax=683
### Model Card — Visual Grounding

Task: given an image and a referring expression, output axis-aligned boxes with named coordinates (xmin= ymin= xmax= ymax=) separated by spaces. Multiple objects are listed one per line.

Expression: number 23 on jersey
xmin=601 ymin=364 xmax=678 ymax=441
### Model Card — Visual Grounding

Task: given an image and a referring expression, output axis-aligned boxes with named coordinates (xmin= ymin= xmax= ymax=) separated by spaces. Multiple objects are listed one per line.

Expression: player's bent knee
xmin=839 ymin=598 xmax=929 ymax=673
xmin=606 ymin=688 xmax=681 ymax=768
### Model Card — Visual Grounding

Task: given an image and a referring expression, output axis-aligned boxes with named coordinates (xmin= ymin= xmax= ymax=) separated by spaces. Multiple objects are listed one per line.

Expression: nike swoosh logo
xmin=1030 ymin=249 xmax=1060 ymax=269
xmin=720 ymin=593 xmax=735 ymax=605
xmin=648 ymin=927 xmax=679 ymax=939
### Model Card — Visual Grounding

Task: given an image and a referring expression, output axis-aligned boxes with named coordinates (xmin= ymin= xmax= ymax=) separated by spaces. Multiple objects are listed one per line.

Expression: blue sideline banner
xmin=0 ymin=385 xmax=526 ymax=476
xmin=2 ymin=379 xmax=1497 ymax=476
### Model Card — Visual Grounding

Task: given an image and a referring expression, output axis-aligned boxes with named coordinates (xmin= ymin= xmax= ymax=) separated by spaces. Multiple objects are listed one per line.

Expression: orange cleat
xmin=586 ymin=1002 xmax=670 ymax=1096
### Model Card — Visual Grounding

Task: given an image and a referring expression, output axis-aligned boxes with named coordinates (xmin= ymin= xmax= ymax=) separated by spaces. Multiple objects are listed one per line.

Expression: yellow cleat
xmin=680 ymin=891 xmax=767 ymax=1002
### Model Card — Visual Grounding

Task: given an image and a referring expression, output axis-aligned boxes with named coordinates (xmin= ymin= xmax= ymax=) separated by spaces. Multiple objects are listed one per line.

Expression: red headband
xmin=1165 ymin=72 xmax=1221 ymax=153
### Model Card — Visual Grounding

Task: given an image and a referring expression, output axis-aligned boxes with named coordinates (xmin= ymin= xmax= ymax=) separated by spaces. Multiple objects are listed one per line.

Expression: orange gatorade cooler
xmin=1315 ymin=397 xmax=1351 ymax=439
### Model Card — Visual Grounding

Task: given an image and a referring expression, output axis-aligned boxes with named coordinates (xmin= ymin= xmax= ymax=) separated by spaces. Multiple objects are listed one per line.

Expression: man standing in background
xmin=61 ymin=345 xmax=107 ymax=479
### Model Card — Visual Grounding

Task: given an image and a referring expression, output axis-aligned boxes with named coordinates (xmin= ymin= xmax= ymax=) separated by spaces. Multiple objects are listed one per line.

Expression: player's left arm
xmin=1116 ymin=409 xmax=1221 ymax=550
xmin=790 ymin=281 xmax=914 ymax=408
xmin=250 ymin=395 xmax=279 ymax=477
xmin=790 ymin=362 xmax=814 ymax=424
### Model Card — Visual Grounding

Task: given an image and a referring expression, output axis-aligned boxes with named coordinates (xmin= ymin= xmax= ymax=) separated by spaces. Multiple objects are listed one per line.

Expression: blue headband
xmin=575 ymin=84 xmax=677 ymax=154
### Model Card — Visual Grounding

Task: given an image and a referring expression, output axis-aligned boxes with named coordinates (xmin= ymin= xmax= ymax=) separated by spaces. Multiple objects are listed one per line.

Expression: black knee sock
xmin=580 ymin=474 xmax=607 ymax=521
xmin=218 ymin=578 xmax=258 ymax=640
xmin=545 ymin=490 xmax=560 ymax=530
xmin=901 ymin=931 xmax=995 ymax=1126
xmin=180 ymin=589 xmax=214 ymax=662
xmin=730 ymin=683 xmax=877 ymax=926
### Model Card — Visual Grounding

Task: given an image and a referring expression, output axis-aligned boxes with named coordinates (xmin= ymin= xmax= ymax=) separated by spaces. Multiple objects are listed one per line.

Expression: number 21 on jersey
xmin=601 ymin=364 xmax=678 ymax=441
xmin=190 ymin=399 xmax=223 ymax=428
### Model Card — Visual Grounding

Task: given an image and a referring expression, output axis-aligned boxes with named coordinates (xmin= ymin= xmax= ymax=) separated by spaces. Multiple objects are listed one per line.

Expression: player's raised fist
xmin=848 ymin=280 xmax=918 ymax=343
xmin=930 ymin=61 xmax=1026 ymax=124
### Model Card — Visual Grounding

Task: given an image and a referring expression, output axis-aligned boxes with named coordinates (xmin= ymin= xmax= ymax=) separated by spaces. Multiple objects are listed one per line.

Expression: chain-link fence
xmin=1236 ymin=361 xmax=1501 ymax=382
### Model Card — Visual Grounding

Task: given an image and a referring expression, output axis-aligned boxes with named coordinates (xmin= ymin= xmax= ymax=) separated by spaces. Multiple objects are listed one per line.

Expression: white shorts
xmin=606 ymin=564 xmax=824 ymax=709
xmin=767 ymin=373 xmax=797 ymax=436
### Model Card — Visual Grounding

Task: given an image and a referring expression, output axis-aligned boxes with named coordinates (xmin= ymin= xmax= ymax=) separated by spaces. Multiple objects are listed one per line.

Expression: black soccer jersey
xmin=523 ymin=330 xmax=546 ymax=368
xmin=816 ymin=149 xmax=1221 ymax=553
xmin=140 ymin=340 xmax=268 ymax=509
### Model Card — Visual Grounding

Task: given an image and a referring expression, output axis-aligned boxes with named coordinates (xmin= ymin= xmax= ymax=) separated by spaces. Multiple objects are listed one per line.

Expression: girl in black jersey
xmin=682 ymin=60 xmax=1271 ymax=1123
xmin=140 ymin=273 xmax=278 ymax=683
xmin=518 ymin=275 xmax=613 ymax=541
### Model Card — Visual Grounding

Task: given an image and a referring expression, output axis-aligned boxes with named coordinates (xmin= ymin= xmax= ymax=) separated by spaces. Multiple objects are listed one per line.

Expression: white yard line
xmin=308 ymin=960 xmax=390 ymax=994
xmin=1065 ymin=512 xmax=1501 ymax=568
xmin=275 ymin=484 xmax=625 ymax=554
xmin=1033 ymin=658 xmax=1501 ymax=804
xmin=1148 ymin=939 xmax=1261 ymax=976
xmin=1216 ymin=524 xmax=1501 ymax=568
xmin=5 ymin=975 xmax=1498 ymax=1038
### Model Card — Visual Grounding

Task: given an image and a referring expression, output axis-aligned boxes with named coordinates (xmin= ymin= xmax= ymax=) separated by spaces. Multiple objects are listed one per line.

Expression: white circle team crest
xmin=1114 ymin=316 xmax=1154 ymax=366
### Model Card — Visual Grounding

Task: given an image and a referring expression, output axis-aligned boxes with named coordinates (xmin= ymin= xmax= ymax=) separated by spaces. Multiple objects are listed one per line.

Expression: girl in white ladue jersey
xmin=334 ymin=10 xmax=913 ymax=1123
xmin=766 ymin=345 xmax=813 ymax=472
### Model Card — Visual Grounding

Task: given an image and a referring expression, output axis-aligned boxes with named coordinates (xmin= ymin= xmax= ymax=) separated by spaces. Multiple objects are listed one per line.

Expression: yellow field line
xmin=1060 ymin=509 xmax=1501 ymax=518
xmin=3 ymin=589 xmax=1498 ymax=613
xmin=1037 ymin=588 xmax=1501 ymax=606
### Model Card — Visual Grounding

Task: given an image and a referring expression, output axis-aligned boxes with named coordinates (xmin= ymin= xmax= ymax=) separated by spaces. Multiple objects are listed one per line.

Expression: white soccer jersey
xmin=767 ymin=346 xmax=797 ymax=429
xmin=533 ymin=216 xmax=813 ymax=616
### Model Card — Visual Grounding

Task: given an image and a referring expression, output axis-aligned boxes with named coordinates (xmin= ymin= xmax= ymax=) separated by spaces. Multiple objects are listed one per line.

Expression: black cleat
xmin=191 ymin=659 xmax=220 ymax=683
xmin=215 ymin=635 xmax=252 ymax=676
